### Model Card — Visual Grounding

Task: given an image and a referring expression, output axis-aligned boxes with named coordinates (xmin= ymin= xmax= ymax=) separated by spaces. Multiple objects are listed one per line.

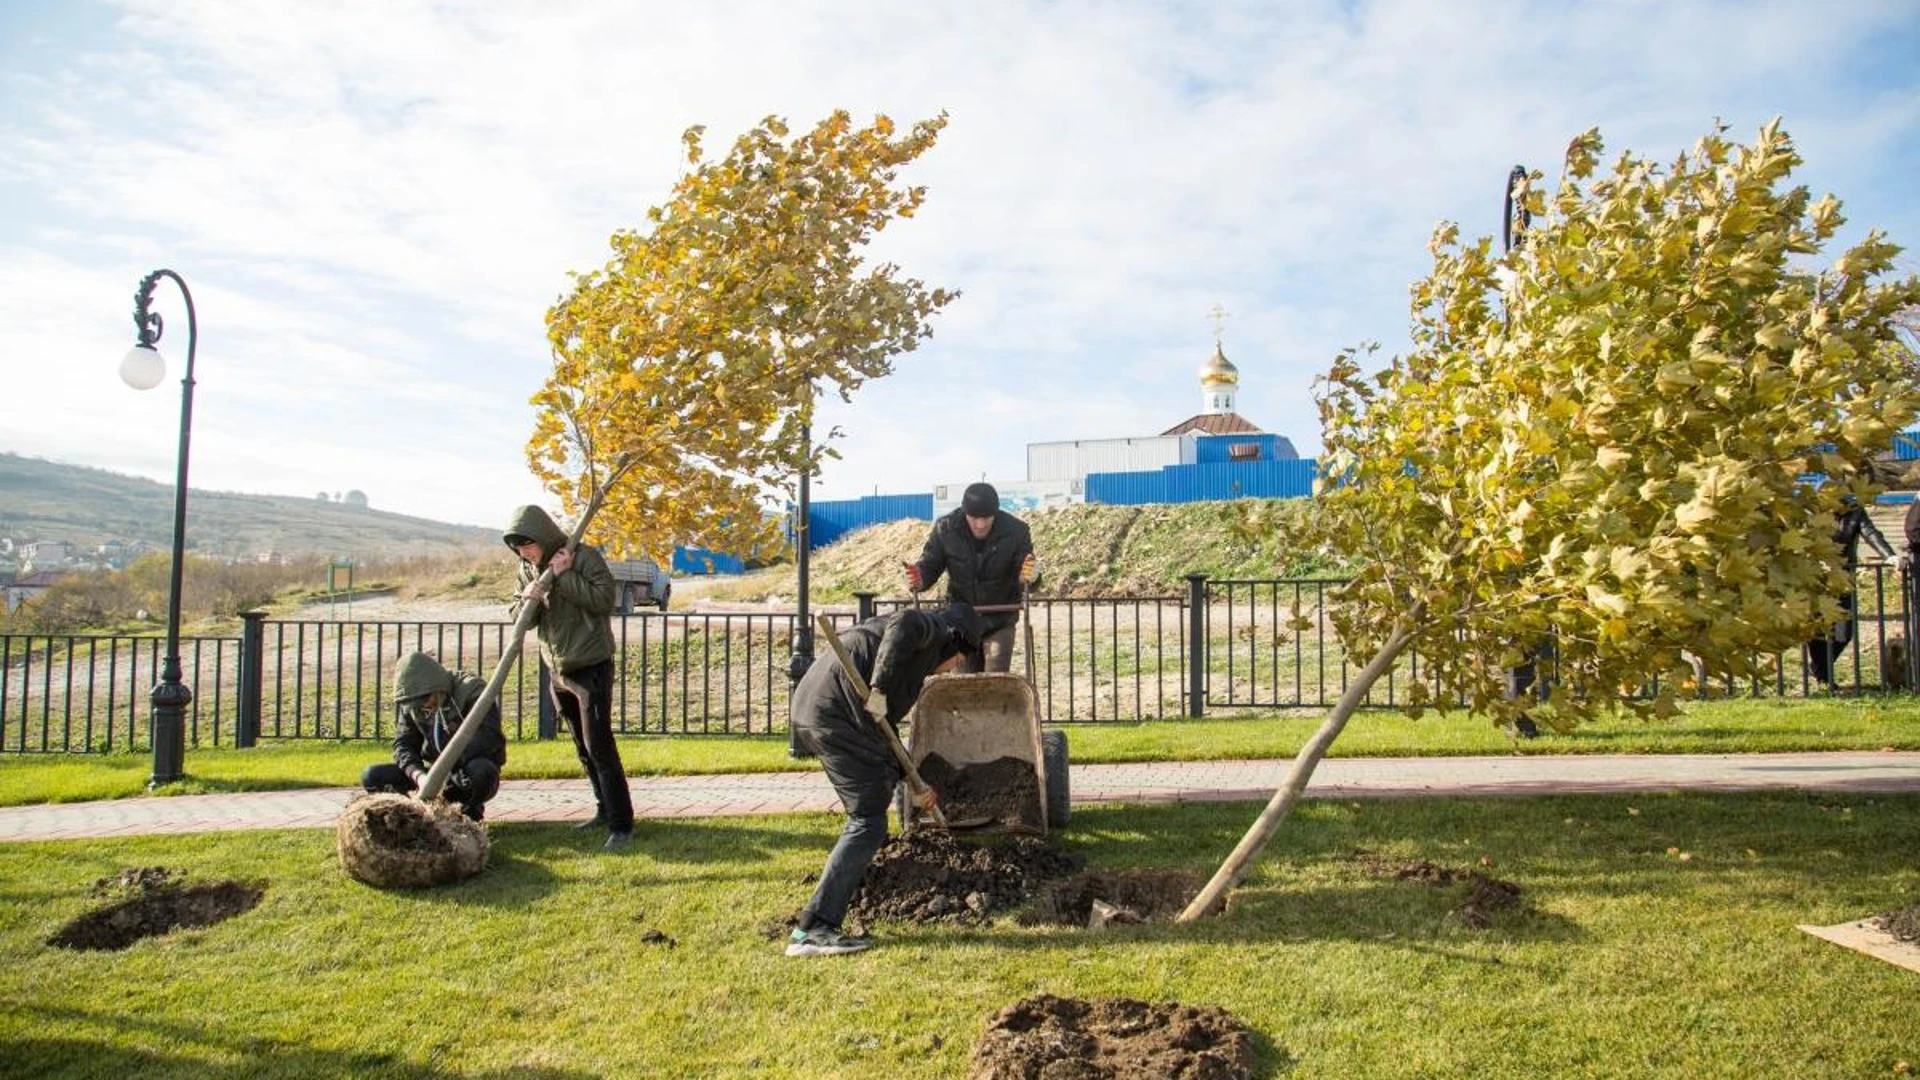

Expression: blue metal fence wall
xmin=1192 ymin=432 xmax=1301 ymax=463
xmin=672 ymin=546 xmax=746 ymax=575
xmin=1085 ymin=459 xmax=1318 ymax=505
xmin=807 ymin=493 xmax=934 ymax=547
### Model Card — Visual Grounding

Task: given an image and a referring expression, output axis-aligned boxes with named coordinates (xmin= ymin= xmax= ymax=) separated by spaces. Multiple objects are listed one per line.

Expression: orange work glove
xmin=912 ymin=784 xmax=940 ymax=812
xmin=1019 ymin=553 xmax=1037 ymax=585
xmin=903 ymin=561 xmax=923 ymax=592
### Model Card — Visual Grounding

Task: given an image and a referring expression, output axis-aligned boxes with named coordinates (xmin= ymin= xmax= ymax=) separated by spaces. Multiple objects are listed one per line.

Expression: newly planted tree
xmin=416 ymin=111 xmax=955 ymax=801
xmin=1179 ymin=119 xmax=1920 ymax=920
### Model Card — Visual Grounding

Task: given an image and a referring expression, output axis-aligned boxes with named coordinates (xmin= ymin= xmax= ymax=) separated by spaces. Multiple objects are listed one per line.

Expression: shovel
xmin=813 ymin=615 xmax=952 ymax=829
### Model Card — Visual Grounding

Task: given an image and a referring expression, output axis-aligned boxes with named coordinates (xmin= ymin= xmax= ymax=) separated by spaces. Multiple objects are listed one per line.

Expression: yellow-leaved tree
xmin=1179 ymin=119 xmax=1920 ymax=920
xmin=531 ymin=110 xmax=957 ymax=564
xmin=418 ymin=111 xmax=955 ymax=801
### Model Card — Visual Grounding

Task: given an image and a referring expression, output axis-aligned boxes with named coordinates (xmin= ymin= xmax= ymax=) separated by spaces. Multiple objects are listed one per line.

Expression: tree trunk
xmin=1174 ymin=621 xmax=1418 ymax=923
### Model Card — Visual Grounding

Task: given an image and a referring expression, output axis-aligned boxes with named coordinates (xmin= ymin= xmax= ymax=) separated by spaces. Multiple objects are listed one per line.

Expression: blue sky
xmin=2 ymin=0 xmax=1916 ymax=535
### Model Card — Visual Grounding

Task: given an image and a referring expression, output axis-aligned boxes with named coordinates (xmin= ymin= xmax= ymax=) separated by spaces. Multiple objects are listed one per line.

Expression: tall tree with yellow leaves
xmin=417 ymin=112 xmax=955 ymax=802
xmin=1179 ymin=119 xmax=1920 ymax=921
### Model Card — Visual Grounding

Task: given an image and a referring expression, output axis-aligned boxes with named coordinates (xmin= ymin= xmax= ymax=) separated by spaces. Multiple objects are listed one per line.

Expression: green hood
xmin=504 ymin=505 xmax=569 ymax=562
xmin=392 ymin=651 xmax=454 ymax=703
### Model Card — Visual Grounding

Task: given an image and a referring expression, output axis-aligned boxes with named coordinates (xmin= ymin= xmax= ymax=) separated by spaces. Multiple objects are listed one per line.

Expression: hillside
xmin=692 ymin=499 xmax=1343 ymax=604
xmin=0 ymin=453 xmax=496 ymax=560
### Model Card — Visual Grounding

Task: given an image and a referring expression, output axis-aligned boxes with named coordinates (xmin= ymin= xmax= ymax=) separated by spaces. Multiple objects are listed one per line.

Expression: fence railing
xmin=2 ymin=567 xmax=1911 ymax=753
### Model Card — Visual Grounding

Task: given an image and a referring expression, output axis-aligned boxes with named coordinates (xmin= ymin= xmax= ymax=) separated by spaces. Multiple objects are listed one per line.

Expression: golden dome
xmin=1199 ymin=343 xmax=1239 ymax=387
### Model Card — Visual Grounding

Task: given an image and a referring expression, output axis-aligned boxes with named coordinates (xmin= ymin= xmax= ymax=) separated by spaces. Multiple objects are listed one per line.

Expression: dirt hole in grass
xmin=843 ymin=830 xmax=1082 ymax=928
xmin=49 ymin=866 xmax=264 ymax=951
xmin=969 ymin=993 xmax=1255 ymax=1080
xmin=1877 ymin=905 xmax=1920 ymax=944
xmin=1020 ymin=869 xmax=1220 ymax=928
xmin=919 ymin=754 xmax=1044 ymax=833
xmin=1355 ymin=852 xmax=1523 ymax=928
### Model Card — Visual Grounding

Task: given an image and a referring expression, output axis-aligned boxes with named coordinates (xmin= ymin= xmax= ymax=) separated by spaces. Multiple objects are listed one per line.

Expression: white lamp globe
xmin=120 ymin=344 xmax=165 ymax=390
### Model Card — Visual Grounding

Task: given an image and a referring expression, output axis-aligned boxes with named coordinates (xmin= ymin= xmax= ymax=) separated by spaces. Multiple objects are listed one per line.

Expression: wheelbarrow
xmin=898 ymin=599 xmax=1069 ymax=837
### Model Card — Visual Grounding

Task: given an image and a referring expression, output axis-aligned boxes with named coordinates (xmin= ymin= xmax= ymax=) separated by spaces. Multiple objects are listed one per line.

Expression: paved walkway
xmin=2 ymin=751 xmax=1917 ymax=842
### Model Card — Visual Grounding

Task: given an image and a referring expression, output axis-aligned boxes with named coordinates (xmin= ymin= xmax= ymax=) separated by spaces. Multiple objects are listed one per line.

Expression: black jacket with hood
xmin=789 ymin=609 xmax=977 ymax=782
xmin=910 ymin=509 xmax=1035 ymax=635
xmin=390 ymin=651 xmax=507 ymax=780
xmin=505 ymin=505 xmax=618 ymax=674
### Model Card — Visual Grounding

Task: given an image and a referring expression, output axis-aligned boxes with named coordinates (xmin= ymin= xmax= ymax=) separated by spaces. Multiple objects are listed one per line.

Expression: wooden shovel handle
xmin=814 ymin=615 xmax=947 ymax=828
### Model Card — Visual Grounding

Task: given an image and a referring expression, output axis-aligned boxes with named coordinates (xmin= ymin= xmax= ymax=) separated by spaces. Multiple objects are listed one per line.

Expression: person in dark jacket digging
xmin=905 ymin=482 xmax=1037 ymax=673
xmin=505 ymin=505 xmax=633 ymax=850
xmin=361 ymin=651 xmax=507 ymax=821
xmin=785 ymin=603 xmax=984 ymax=957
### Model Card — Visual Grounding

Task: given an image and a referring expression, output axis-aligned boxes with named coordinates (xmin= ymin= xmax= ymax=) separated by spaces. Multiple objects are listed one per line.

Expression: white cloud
xmin=2 ymin=0 xmax=1915 ymax=532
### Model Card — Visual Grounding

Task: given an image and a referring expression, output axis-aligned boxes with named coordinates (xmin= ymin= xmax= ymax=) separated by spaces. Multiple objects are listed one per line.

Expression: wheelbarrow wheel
xmin=1042 ymin=729 xmax=1070 ymax=829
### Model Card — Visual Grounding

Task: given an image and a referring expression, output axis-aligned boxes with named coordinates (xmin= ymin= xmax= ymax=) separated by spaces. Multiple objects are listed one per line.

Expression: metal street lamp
xmin=119 ymin=269 xmax=198 ymax=787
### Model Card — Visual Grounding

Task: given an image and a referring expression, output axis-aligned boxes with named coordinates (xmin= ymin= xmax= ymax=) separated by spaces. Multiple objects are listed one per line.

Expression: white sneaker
xmin=784 ymin=926 xmax=873 ymax=957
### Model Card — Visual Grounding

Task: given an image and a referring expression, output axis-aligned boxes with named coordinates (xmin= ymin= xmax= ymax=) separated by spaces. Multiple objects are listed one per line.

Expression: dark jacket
xmin=789 ymin=610 xmax=963 ymax=775
xmin=506 ymin=505 xmax=617 ymax=674
xmin=390 ymin=652 xmax=506 ymax=779
xmin=910 ymin=508 xmax=1035 ymax=634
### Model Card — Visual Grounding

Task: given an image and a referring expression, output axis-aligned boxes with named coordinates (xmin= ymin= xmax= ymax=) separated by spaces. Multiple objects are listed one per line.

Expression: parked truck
xmin=606 ymin=559 xmax=672 ymax=613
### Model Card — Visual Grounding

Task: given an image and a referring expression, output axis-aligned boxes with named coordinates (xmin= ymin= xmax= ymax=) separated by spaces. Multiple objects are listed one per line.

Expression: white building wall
xmin=932 ymin=479 xmax=1083 ymax=518
xmin=1026 ymin=435 xmax=1195 ymax=482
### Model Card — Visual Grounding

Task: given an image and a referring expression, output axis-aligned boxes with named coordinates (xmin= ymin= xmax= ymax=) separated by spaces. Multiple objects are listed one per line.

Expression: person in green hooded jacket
xmin=504 ymin=504 xmax=632 ymax=849
xmin=361 ymin=651 xmax=506 ymax=821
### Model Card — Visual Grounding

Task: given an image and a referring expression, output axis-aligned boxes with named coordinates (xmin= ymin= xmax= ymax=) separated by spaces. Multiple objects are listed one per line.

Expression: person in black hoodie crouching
xmin=361 ymin=651 xmax=507 ymax=821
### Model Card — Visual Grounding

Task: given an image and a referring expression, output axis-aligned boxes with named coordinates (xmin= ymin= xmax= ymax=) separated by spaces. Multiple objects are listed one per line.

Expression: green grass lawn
xmin=2 ymin=696 xmax=1918 ymax=807
xmin=1 ymin=792 xmax=1914 ymax=1078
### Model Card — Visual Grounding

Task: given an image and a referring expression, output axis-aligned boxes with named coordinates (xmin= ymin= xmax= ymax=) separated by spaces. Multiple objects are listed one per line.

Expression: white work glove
xmin=865 ymin=688 xmax=890 ymax=725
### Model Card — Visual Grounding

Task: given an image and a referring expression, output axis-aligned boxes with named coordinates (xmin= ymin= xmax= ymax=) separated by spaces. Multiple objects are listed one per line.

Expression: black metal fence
xmin=2 ymin=567 xmax=1911 ymax=754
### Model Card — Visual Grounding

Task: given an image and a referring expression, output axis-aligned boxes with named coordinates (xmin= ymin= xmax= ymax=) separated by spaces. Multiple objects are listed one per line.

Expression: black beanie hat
xmin=941 ymin=602 xmax=985 ymax=656
xmin=961 ymin=482 xmax=999 ymax=517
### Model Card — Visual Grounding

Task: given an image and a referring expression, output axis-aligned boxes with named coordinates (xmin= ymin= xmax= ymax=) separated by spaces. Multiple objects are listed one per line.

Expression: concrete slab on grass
xmin=1798 ymin=918 xmax=1920 ymax=975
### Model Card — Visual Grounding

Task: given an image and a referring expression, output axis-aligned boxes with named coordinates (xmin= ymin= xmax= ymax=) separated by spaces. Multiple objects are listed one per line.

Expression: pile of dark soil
xmin=846 ymin=831 xmax=1082 ymax=926
xmin=919 ymin=754 xmax=1044 ymax=833
xmin=1355 ymin=853 xmax=1523 ymax=929
xmin=1877 ymin=905 xmax=1920 ymax=944
xmin=1021 ymin=869 xmax=1216 ymax=927
xmin=968 ymin=994 xmax=1255 ymax=1080
xmin=49 ymin=867 xmax=264 ymax=952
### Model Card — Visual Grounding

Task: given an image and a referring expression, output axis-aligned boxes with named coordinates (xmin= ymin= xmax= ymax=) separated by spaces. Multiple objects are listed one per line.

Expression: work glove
xmin=864 ymin=688 xmax=890 ymax=726
xmin=406 ymin=765 xmax=429 ymax=790
xmin=903 ymin=562 xmax=922 ymax=593
xmin=1019 ymin=554 xmax=1037 ymax=585
xmin=912 ymin=784 xmax=939 ymax=813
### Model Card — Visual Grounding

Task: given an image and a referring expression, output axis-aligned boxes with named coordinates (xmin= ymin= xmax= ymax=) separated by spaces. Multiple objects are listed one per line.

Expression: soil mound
xmin=1355 ymin=853 xmax=1523 ymax=928
xmin=1021 ymin=869 xmax=1216 ymax=927
xmin=336 ymin=793 xmax=487 ymax=889
xmin=1878 ymin=905 xmax=1920 ymax=944
xmin=919 ymin=754 xmax=1044 ymax=833
xmin=846 ymin=831 xmax=1082 ymax=926
xmin=50 ymin=868 xmax=264 ymax=951
xmin=968 ymin=994 xmax=1255 ymax=1080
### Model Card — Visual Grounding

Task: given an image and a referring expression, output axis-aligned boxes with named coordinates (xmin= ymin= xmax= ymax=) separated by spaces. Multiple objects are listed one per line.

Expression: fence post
xmin=236 ymin=610 xmax=265 ymax=748
xmin=536 ymin=661 xmax=557 ymax=740
xmin=855 ymin=592 xmax=876 ymax=623
xmin=1186 ymin=573 xmax=1208 ymax=718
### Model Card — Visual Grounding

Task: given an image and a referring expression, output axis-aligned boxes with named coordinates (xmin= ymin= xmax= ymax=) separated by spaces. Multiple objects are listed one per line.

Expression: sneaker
xmin=604 ymin=830 xmax=632 ymax=851
xmin=573 ymin=814 xmax=608 ymax=831
xmin=1513 ymin=716 xmax=1540 ymax=739
xmin=784 ymin=926 xmax=873 ymax=957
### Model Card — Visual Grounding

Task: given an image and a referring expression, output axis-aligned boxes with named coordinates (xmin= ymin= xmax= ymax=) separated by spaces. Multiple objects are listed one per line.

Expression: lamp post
xmin=118 ymin=269 xmax=198 ymax=787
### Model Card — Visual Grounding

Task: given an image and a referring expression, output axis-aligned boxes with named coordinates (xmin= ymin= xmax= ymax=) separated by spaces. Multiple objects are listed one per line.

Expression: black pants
xmin=1807 ymin=593 xmax=1856 ymax=687
xmin=362 ymin=758 xmax=500 ymax=820
xmin=556 ymin=659 xmax=632 ymax=831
